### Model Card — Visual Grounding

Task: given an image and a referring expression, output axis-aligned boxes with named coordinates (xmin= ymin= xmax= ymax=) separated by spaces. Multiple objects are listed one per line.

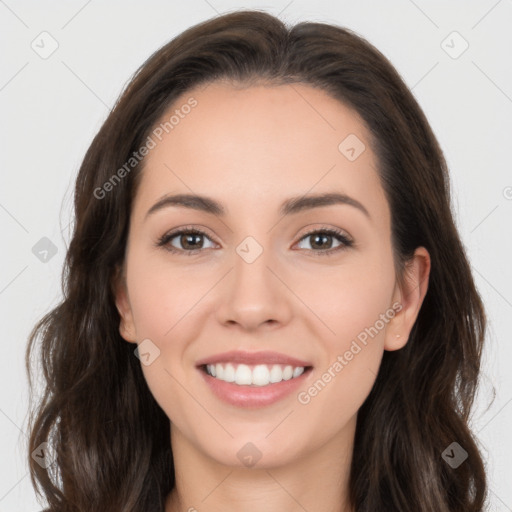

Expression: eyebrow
xmin=145 ymin=192 xmax=371 ymax=220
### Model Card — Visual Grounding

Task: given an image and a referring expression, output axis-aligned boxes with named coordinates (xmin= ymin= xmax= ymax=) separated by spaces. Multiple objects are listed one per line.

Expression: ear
xmin=111 ymin=264 xmax=137 ymax=344
xmin=385 ymin=246 xmax=431 ymax=351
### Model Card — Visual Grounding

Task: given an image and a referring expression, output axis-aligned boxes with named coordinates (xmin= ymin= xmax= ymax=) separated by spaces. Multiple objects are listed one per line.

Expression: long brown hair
xmin=25 ymin=10 xmax=490 ymax=511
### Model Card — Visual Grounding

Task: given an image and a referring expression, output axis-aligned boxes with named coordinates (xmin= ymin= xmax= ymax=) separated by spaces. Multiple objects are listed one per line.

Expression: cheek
xmin=124 ymin=254 xmax=205 ymax=419
xmin=125 ymin=252 xmax=208 ymax=340
xmin=300 ymin=253 xmax=396 ymax=347
xmin=124 ymin=253 xmax=212 ymax=398
xmin=295 ymin=267 xmax=394 ymax=435
xmin=296 ymin=254 xmax=395 ymax=402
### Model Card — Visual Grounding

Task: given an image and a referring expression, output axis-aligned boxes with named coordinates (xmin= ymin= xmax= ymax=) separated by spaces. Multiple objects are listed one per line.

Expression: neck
xmin=165 ymin=417 xmax=356 ymax=512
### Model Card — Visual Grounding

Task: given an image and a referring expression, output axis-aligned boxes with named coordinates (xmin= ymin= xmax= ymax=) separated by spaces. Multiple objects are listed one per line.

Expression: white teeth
xmin=282 ymin=365 xmax=293 ymax=380
xmin=269 ymin=364 xmax=283 ymax=383
xmin=252 ymin=365 xmax=270 ymax=386
xmin=205 ymin=363 xmax=307 ymax=386
xmin=235 ymin=364 xmax=252 ymax=385
xmin=293 ymin=366 xmax=305 ymax=378
xmin=223 ymin=363 xmax=236 ymax=382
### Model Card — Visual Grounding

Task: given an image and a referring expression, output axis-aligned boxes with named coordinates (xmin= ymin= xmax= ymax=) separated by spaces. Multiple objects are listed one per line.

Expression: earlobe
xmin=385 ymin=246 xmax=431 ymax=351
xmin=112 ymin=265 xmax=137 ymax=344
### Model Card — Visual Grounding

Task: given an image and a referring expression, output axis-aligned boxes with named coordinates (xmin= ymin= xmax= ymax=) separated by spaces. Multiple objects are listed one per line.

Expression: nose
xmin=215 ymin=241 xmax=293 ymax=332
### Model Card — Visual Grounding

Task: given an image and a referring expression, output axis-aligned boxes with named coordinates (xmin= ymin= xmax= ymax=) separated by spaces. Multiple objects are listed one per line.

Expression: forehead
xmin=133 ymin=81 xmax=387 ymax=224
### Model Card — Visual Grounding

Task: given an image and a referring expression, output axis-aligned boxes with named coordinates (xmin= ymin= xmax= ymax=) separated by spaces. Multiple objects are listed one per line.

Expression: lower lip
xmin=197 ymin=366 xmax=312 ymax=408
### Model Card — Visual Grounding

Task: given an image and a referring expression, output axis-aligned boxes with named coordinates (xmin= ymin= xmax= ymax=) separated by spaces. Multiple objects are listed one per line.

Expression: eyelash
xmin=156 ymin=225 xmax=354 ymax=257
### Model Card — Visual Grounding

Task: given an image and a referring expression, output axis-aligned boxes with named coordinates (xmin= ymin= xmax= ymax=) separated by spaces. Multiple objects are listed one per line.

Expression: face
xmin=114 ymin=81 xmax=429 ymax=469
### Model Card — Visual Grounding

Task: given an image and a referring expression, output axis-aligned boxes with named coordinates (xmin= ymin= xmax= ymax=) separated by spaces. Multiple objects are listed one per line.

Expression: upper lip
xmin=196 ymin=350 xmax=313 ymax=368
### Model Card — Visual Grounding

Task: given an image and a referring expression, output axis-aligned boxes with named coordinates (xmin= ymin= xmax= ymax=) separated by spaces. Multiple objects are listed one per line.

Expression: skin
xmin=114 ymin=81 xmax=431 ymax=512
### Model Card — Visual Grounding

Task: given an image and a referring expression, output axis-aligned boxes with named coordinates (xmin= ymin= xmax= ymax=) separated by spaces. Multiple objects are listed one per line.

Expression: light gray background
xmin=1 ymin=1 xmax=511 ymax=510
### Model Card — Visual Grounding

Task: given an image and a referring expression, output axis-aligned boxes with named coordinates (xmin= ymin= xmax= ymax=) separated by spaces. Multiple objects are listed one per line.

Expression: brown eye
xmin=296 ymin=228 xmax=353 ymax=255
xmin=176 ymin=232 xmax=205 ymax=250
xmin=157 ymin=228 xmax=216 ymax=254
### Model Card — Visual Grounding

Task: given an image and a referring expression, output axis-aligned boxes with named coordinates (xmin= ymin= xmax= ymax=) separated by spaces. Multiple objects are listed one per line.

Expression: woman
xmin=26 ymin=9 xmax=489 ymax=512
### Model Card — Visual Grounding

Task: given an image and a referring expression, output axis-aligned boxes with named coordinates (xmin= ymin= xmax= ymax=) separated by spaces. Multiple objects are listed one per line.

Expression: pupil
xmin=312 ymin=234 xmax=331 ymax=249
xmin=183 ymin=234 xmax=201 ymax=249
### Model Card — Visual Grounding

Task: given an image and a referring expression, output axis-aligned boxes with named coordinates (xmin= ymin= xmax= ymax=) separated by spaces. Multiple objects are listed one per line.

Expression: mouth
xmin=198 ymin=362 xmax=313 ymax=387
xmin=195 ymin=350 xmax=314 ymax=408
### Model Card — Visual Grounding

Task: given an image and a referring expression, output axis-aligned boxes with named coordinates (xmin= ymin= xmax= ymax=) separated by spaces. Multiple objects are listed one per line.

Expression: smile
xmin=203 ymin=363 xmax=308 ymax=386
xmin=197 ymin=364 xmax=313 ymax=408
xmin=195 ymin=350 xmax=314 ymax=407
